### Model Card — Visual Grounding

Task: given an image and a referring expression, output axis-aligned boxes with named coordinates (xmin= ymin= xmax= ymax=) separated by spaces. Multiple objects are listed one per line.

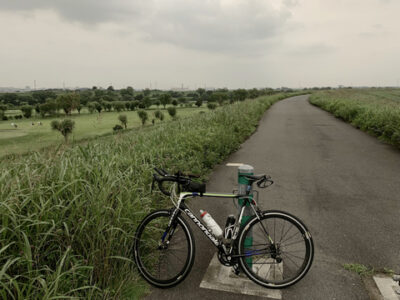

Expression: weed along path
xmin=145 ymin=95 xmax=400 ymax=300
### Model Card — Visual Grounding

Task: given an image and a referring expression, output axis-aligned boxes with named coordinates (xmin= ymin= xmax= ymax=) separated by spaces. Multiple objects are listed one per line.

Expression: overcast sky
xmin=0 ymin=0 xmax=399 ymax=89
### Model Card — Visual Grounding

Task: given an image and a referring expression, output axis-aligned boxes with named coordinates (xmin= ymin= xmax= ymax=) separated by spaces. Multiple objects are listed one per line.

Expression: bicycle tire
xmin=134 ymin=209 xmax=195 ymax=288
xmin=238 ymin=210 xmax=314 ymax=288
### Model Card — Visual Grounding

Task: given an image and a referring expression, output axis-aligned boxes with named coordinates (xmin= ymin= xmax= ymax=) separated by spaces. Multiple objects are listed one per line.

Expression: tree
xmin=94 ymin=89 xmax=105 ymax=101
xmin=143 ymin=96 xmax=152 ymax=109
xmin=51 ymin=119 xmax=75 ymax=142
xmin=113 ymin=101 xmax=125 ymax=112
xmin=76 ymin=103 xmax=82 ymax=114
xmin=167 ymin=106 xmax=177 ymax=118
xmin=159 ymin=94 xmax=171 ymax=109
xmin=143 ymin=88 xmax=151 ymax=96
xmin=208 ymin=92 xmax=227 ymax=106
xmin=94 ymin=102 xmax=103 ymax=113
xmin=57 ymin=93 xmax=80 ymax=115
xmin=126 ymin=86 xmax=134 ymax=95
xmin=134 ymin=94 xmax=144 ymax=101
xmin=2 ymin=93 xmax=18 ymax=106
xmin=248 ymin=88 xmax=259 ymax=99
xmin=118 ymin=114 xmax=127 ymax=129
xmin=196 ymin=88 xmax=206 ymax=97
xmin=39 ymin=99 xmax=58 ymax=117
xmin=18 ymin=94 xmax=35 ymax=105
xmin=154 ymin=100 xmax=161 ymax=108
xmin=137 ymin=110 xmax=148 ymax=125
xmin=79 ymin=90 xmax=93 ymax=105
xmin=103 ymin=101 xmax=113 ymax=111
xmin=32 ymin=90 xmax=56 ymax=104
xmin=87 ymin=102 xmax=96 ymax=114
xmin=154 ymin=110 xmax=164 ymax=122
xmin=171 ymin=99 xmax=178 ymax=106
xmin=0 ymin=104 xmax=7 ymax=114
xmin=20 ymin=105 xmax=33 ymax=118
xmin=195 ymin=99 xmax=203 ymax=107
xmin=107 ymin=85 xmax=114 ymax=92
xmin=233 ymin=89 xmax=248 ymax=102
xmin=0 ymin=104 xmax=7 ymax=119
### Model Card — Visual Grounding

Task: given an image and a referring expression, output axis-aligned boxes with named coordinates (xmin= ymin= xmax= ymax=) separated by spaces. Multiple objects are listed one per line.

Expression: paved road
xmin=146 ymin=95 xmax=400 ymax=300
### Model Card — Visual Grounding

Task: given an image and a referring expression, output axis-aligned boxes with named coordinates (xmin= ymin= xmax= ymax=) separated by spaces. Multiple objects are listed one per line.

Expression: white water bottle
xmin=200 ymin=210 xmax=223 ymax=238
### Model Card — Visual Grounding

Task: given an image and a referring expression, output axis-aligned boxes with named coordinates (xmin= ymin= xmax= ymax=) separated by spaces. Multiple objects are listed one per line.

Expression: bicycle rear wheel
xmin=134 ymin=210 xmax=195 ymax=288
xmin=238 ymin=210 xmax=314 ymax=288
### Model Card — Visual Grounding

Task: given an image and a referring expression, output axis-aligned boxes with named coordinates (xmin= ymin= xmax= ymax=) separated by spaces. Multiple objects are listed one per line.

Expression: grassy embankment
xmin=309 ymin=88 xmax=400 ymax=148
xmin=0 ymin=106 xmax=206 ymax=158
xmin=0 ymin=93 xmax=300 ymax=299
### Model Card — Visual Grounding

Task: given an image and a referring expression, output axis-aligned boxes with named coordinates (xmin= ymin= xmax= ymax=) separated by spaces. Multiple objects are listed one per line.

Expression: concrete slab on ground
xmin=200 ymin=253 xmax=282 ymax=299
xmin=373 ymin=275 xmax=400 ymax=300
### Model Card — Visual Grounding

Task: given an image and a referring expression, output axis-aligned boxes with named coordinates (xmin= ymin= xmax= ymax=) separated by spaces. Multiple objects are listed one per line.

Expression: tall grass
xmin=309 ymin=88 xmax=400 ymax=148
xmin=0 ymin=93 xmax=297 ymax=299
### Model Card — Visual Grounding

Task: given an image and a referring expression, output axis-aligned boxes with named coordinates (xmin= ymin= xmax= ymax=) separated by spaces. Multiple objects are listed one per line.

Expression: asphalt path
xmin=146 ymin=95 xmax=400 ymax=300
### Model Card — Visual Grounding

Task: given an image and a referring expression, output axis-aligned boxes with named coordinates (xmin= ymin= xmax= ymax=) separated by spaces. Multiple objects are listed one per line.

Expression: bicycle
xmin=133 ymin=167 xmax=314 ymax=289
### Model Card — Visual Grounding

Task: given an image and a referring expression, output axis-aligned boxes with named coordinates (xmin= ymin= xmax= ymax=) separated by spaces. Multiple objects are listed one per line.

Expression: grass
xmin=0 ymin=93 xmax=302 ymax=299
xmin=343 ymin=263 xmax=375 ymax=277
xmin=309 ymin=88 xmax=400 ymax=148
xmin=0 ymin=106 xmax=206 ymax=158
xmin=343 ymin=263 xmax=395 ymax=277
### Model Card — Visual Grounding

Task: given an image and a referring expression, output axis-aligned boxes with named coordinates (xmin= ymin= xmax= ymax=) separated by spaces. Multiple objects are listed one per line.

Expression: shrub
xmin=118 ymin=114 xmax=127 ymax=129
xmin=154 ymin=110 xmax=162 ymax=119
xmin=137 ymin=110 xmax=148 ymax=125
xmin=167 ymin=106 xmax=177 ymax=118
xmin=51 ymin=119 xmax=75 ymax=142
xmin=207 ymin=102 xmax=217 ymax=110
xmin=20 ymin=105 xmax=33 ymax=118
xmin=113 ymin=124 xmax=123 ymax=132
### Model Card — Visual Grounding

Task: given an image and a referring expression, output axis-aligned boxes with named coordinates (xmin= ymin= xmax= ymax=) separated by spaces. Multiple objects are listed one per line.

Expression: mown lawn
xmin=0 ymin=106 xmax=206 ymax=157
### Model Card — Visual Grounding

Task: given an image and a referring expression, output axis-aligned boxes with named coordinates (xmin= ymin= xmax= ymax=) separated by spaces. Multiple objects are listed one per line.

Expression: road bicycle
xmin=133 ymin=167 xmax=314 ymax=289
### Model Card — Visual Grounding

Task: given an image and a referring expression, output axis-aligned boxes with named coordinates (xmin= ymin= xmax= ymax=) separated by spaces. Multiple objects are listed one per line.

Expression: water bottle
xmin=200 ymin=210 xmax=223 ymax=238
xmin=224 ymin=215 xmax=236 ymax=239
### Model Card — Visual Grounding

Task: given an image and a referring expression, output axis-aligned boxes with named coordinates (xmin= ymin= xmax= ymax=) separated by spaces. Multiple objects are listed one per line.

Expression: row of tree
xmin=0 ymin=87 xmax=286 ymax=119
xmin=0 ymin=87 xmax=281 ymax=108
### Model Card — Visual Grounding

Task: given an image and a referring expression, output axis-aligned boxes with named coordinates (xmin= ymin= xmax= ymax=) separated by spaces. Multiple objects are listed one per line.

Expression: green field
xmin=0 ymin=106 xmax=206 ymax=158
xmin=309 ymin=88 xmax=400 ymax=148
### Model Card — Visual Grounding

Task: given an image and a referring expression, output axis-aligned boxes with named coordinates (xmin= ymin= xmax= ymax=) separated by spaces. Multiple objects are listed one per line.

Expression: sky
xmin=0 ymin=0 xmax=399 ymax=90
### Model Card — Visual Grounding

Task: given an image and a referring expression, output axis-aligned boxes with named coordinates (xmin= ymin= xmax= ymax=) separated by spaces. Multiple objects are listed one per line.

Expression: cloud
xmin=0 ymin=0 xmax=139 ymax=23
xmin=0 ymin=0 xmax=293 ymax=53
xmin=285 ymin=43 xmax=335 ymax=56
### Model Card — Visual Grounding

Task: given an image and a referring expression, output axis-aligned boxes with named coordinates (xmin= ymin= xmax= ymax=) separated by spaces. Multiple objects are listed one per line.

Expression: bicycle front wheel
xmin=134 ymin=210 xmax=195 ymax=288
xmin=238 ymin=210 xmax=314 ymax=288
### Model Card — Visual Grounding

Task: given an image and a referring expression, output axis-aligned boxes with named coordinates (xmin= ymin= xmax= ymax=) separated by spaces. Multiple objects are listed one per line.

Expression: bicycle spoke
xmin=239 ymin=213 xmax=313 ymax=288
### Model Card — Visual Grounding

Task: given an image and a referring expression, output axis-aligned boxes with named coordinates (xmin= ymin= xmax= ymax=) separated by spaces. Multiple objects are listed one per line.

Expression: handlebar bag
xmin=183 ymin=181 xmax=206 ymax=194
